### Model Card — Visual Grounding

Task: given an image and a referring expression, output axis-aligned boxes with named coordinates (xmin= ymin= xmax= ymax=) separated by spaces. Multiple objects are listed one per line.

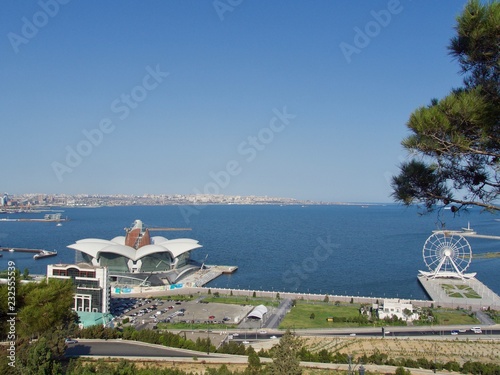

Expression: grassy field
xmin=432 ymin=309 xmax=479 ymax=325
xmin=278 ymin=300 xmax=481 ymax=328
xmin=440 ymin=283 xmax=481 ymax=299
xmin=279 ymin=301 xmax=369 ymax=329
xmin=203 ymin=294 xmax=280 ymax=307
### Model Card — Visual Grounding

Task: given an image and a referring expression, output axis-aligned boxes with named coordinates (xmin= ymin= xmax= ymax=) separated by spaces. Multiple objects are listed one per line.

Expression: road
xmin=65 ymin=339 xmax=213 ymax=358
xmin=262 ymin=298 xmax=293 ymax=329
xmin=66 ymin=326 xmax=500 ymax=359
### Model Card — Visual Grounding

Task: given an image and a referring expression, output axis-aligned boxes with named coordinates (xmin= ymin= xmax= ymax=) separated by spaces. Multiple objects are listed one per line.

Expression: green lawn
xmin=485 ymin=310 xmax=500 ymax=323
xmin=440 ymin=284 xmax=481 ymax=299
xmin=157 ymin=322 xmax=230 ymax=330
xmin=279 ymin=301 xmax=370 ymax=329
xmin=432 ymin=310 xmax=479 ymax=325
xmin=203 ymin=295 xmax=280 ymax=307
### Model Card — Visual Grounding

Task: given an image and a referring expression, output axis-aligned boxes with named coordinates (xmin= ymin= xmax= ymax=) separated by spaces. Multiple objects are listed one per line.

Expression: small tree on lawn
xmin=267 ymin=329 xmax=303 ymax=375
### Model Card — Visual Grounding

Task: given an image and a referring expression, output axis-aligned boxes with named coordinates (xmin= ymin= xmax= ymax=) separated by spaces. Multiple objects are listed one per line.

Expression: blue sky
xmin=1 ymin=1 xmax=468 ymax=202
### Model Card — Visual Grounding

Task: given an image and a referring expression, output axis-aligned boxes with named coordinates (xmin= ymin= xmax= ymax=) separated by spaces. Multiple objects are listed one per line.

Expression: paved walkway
xmin=476 ymin=310 xmax=496 ymax=325
xmin=418 ymin=275 xmax=500 ymax=310
xmin=262 ymin=298 xmax=292 ymax=329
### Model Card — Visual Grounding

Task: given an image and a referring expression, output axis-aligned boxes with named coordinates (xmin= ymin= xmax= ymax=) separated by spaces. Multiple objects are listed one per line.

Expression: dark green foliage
xmin=17 ymin=336 xmax=64 ymax=375
xmin=245 ymin=346 xmax=262 ymax=375
xmin=395 ymin=366 xmax=411 ymax=375
xmin=392 ymin=0 xmax=500 ymax=213
xmin=217 ymin=340 xmax=246 ymax=355
xmin=266 ymin=329 xmax=303 ymax=375
xmin=17 ymin=278 xmax=76 ymax=338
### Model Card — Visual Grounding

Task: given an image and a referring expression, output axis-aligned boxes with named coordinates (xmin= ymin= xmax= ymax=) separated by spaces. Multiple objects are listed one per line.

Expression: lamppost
xmin=202 ymin=308 xmax=210 ymax=354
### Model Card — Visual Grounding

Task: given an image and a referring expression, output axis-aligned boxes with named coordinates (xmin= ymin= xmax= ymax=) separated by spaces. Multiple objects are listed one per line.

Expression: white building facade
xmin=47 ymin=263 xmax=110 ymax=314
xmin=375 ymin=299 xmax=419 ymax=322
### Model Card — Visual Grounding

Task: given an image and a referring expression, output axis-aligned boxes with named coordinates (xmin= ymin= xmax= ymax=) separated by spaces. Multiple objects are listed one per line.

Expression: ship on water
xmin=33 ymin=250 xmax=58 ymax=260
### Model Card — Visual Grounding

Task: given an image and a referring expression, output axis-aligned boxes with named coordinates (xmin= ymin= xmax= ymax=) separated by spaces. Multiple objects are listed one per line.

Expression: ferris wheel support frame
xmin=419 ymin=231 xmax=476 ymax=281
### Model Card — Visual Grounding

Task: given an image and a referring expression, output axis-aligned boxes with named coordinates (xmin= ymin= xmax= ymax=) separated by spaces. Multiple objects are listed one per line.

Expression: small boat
xmin=33 ymin=250 xmax=57 ymax=259
xmin=9 ymin=248 xmax=14 ymax=252
xmin=462 ymin=222 xmax=476 ymax=234
xmin=56 ymin=223 xmax=62 ymax=227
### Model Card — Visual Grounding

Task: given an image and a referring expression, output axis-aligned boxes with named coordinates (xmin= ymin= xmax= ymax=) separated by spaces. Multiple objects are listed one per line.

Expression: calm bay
xmin=1 ymin=204 xmax=499 ymax=300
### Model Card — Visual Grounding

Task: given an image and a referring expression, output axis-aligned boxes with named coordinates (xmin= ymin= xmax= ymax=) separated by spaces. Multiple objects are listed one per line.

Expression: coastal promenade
xmin=119 ymin=285 xmax=435 ymax=309
xmin=418 ymin=275 xmax=500 ymax=310
xmin=115 ymin=264 xmax=433 ymax=307
xmin=117 ymin=266 xmax=500 ymax=311
xmin=122 ymin=280 xmax=500 ymax=311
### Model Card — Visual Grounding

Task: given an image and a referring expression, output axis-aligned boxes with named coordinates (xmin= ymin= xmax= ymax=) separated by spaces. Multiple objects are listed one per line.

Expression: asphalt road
xmin=65 ymin=339 xmax=212 ymax=358
xmin=66 ymin=327 xmax=500 ymax=358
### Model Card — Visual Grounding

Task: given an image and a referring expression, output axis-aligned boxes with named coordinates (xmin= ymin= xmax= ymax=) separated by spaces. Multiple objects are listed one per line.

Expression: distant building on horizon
xmin=0 ymin=193 xmax=8 ymax=206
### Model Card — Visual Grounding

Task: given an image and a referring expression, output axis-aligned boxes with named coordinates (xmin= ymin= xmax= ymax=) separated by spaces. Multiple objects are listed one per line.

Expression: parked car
xmin=65 ymin=338 xmax=78 ymax=344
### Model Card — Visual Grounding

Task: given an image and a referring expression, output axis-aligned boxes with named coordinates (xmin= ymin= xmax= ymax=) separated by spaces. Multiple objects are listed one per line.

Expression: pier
xmin=0 ymin=213 xmax=68 ymax=223
xmin=418 ymin=274 xmax=500 ymax=310
xmin=181 ymin=265 xmax=238 ymax=287
xmin=0 ymin=247 xmax=58 ymax=259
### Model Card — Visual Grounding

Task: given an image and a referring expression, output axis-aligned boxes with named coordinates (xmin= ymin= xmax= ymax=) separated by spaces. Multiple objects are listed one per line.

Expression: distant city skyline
xmin=1 ymin=1 xmax=468 ymax=203
xmin=1 ymin=192 xmax=369 ymax=207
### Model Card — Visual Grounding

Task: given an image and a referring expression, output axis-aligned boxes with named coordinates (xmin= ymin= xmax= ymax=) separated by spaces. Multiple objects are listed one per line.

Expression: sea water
xmin=0 ymin=204 xmax=498 ymax=300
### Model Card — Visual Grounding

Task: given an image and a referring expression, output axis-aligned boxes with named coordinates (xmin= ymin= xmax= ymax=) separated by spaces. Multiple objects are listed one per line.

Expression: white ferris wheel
xmin=419 ymin=231 xmax=476 ymax=280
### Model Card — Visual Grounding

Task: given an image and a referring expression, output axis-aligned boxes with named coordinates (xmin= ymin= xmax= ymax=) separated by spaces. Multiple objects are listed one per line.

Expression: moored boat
xmin=33 ymin=250 xmax=58 ymax=259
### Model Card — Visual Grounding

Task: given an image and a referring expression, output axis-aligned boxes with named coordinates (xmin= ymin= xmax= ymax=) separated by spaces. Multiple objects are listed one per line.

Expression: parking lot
xmin=110 ymin=296 xmax=254 ymax=330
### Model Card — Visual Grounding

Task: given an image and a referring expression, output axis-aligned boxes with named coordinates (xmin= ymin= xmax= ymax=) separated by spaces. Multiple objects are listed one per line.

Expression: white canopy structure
xmin=67 ymin=219 xmax=202 ymax=275
xmin=247 ymin=304 xmax=268 ymax=320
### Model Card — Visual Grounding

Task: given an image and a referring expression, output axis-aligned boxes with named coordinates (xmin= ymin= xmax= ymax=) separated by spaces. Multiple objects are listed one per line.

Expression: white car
xmin=270 ymin=335 xmax=277 ymax=339
xmin=242 ymin=340 xmax=250 ymax=345
xmin=471 ymin=327 xmax=482 ymax=334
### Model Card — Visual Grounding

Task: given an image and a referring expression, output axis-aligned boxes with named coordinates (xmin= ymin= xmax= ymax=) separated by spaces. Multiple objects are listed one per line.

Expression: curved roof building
xmin=247 ymin=304 xmax=268 ymax=320
xmin=68 ymin=220 xmax=203 ymax=286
